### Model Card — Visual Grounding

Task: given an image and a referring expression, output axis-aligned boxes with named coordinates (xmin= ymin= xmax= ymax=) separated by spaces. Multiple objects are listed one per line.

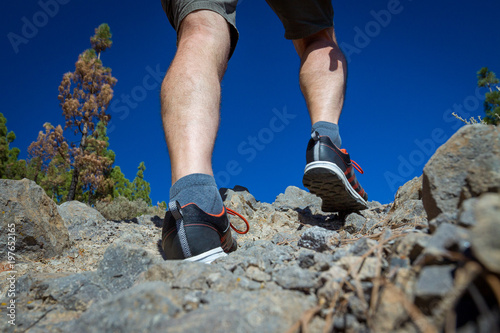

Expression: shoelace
xmin=313 ymin=132 xmax=365 ymax=175
xmin=226 ymin=208 xmax=250 ymax=234
xmin=340 ymin=148 xmax=364 ymax=174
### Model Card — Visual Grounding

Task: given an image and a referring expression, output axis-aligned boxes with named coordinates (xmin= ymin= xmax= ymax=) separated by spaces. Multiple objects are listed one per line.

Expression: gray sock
xmin=169 ymin=173 xmax=224 ymax=214
xmin=311 ymin=121 xmax=342 ymax=147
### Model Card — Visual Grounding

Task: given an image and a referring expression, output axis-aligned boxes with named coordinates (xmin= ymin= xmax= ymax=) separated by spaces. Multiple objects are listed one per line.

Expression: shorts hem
xmin=174 ymin=1 xmax=239 ymax=58
xmin=284 ymin=23 xmax=334 ymax=40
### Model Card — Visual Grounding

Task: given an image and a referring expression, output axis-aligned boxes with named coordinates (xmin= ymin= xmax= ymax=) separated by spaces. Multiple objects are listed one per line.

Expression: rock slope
xmin=1 ymin=124 xmax=499 ymax=332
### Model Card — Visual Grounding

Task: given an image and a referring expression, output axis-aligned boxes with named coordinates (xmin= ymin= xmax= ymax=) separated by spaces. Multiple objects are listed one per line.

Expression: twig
xmin=285 ymin=304 xmax=323 ymax=333
xmin=385 ymin=282 xmax=439 ymax=333
xmin=368 ymin=231 xmax=385 ymax=320
xmin=485 ymin=273 xmax=500 ymax=306
xmin=288 ymin=233 xmax=407 ymax=333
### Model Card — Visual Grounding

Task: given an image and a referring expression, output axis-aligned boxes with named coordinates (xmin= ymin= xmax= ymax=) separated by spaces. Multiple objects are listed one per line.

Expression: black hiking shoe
xmin=302 ymin=131 xmax=368 ymax=213
xmin=162 ymin=201 xmax=249 ymax=264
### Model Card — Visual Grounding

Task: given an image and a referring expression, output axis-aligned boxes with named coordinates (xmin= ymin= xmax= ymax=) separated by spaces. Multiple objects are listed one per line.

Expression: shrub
xmin=96 ymin=196 xmax=152 ymax=220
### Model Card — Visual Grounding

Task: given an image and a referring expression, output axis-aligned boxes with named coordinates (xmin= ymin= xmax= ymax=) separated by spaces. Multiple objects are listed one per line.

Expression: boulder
xmin=391 ymin=176 xmax=422 ymax=211
xmin=273 ymin=186 xmax=322 ymax=212
xmin=57 ymin=201 xmax=107 ymax=240
xmin=0 ymin=179 xmax=71 ymax=260
xmin=220 ymin=185 xmax=259 ymax=220
xmin=422 ymin=125 xmax=500 ymax=220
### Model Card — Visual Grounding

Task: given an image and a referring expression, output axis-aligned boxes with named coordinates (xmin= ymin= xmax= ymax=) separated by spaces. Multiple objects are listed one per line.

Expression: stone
xmin=298 ymin=226 xmax=340 ymax=252
xmin=68 ymin=282 xmax=182 ymax=333
xmin=273 ymin=185 xmax=322 ymax=212
xmin=470 ymin=193 xmax=500 ymax=273
xmin=143 ymin=261 xmax=240 ymax=292
xmin=457 ymin=197 xmax=479 ymax=228
xmin=220 ymin=185 xmax=258 ymax=220
xmin=417 ymin=223 xmax=470 ymax=264
xmin=422 ymin=125 xmax=500 ymax=220
xmin=394 ymin=232 xmax=430 ymax=261
xmin=245 ymin=266 xmax=271 ymax=282
xmin=27 ymin=271 xmax=111 ymax=311
xmin=273 ymin=265 xmax=318 ymax=292
xmin=153 ymin=289 xmax=316 ymax=333
xmin=428 ymin=212 xmax=456 ymax=233
xmin=415 ymin=265 xmax=455 ymax=300
xmin=348 ymin=237 xmax=379 ymax=257
xmin=391 ymin=176 xmax=422 ymax=211
xmin=95 ymin=242 xmax=161 ymax=294
xmin=332 ymin=313 xmax=364 ymax=332
xmin=338 ymin=256 xmax=381 ymax=281
xmin=0 ymin=179 xmax=71 ymax=260
xmin=343 ymin=213 xmax=367 ymax=234
xmin=387 ymin=200 xmax=427 ymax=227
xmin=57 ymin=201 xmax=106 ymax=240
xmin=462 ymin=154 xmax=500 ymax=200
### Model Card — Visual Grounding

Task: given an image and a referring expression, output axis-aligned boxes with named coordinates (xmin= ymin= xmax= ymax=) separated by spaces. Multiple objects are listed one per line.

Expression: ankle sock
xmin=311 ymin=121 xmax=342 ymax=147
xmin=169 ymin=173 xmax=224 ymax=215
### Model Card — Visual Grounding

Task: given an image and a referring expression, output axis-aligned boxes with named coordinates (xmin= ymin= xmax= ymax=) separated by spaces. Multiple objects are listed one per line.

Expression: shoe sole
xmin=184 ymin=247 xmax=227 ymax=264
xmin=303 ymin=161 xmax=368 ymax=213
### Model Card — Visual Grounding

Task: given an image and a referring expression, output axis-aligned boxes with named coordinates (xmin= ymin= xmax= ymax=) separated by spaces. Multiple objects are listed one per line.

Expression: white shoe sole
xmin=303 ymin=161 xmax=368 ymax=212
xmin=184 ymin=247 xmax=227 ymax=264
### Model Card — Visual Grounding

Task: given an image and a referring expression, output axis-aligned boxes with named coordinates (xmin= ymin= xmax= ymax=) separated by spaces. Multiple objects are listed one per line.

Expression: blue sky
xmin=2 ymin=0 xmax=499 ymax=205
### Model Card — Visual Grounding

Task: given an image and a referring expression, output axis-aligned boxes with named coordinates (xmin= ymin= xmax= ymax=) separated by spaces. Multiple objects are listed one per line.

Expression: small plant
xmin=95 ymin=196 xmax=166 ymax=220
xmin=95 ymin=196 xmax=150 ymax=220
xmin=451 ymin=112 xmax=487 ymax=125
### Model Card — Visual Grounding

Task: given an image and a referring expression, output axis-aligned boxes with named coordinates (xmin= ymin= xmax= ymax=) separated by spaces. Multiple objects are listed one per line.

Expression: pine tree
xmin=80 ymin=121 xmax=116 ymax=203
xmin=29 ymin=24 xmax=117 ymax=202
xmin=0 ymin=113 xmax=26 ymax=179
xmin=477 ymin=67 xmax=500 ymax=125
xmin=110 ymin=166 xmax=133 ymax=200
xmin=60 ymin=24 xmax=117 ymax=201
xmin=28 ymin=123 xmax=71 ymax=201
xmin=132 ymin=162 xmax=152 ymax=205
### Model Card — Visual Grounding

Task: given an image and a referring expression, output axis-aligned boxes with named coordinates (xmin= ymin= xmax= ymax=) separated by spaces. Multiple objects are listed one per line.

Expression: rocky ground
xmin=0 ymin=124 xmax=499 ymax=333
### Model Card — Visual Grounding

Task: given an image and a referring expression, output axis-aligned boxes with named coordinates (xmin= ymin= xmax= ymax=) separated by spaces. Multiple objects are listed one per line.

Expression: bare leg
xmin=161 ymin=10 xmax=231 ymax=184
xmin=293 ymin=28 xmax=346 ymax=125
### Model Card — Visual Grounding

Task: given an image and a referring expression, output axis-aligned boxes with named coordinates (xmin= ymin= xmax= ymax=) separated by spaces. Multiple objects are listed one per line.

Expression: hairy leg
xmin=161 ymin=10 xmax=231 ymax=184
xmin=293 ymin=28 xmax=347 ymax=125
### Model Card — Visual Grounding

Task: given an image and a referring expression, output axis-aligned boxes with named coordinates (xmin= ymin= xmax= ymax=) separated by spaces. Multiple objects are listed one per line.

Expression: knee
xmin=177 ymin=10 xmax=231 ymax=49
xmin=294 ymin=28 xmax=337 ymax=58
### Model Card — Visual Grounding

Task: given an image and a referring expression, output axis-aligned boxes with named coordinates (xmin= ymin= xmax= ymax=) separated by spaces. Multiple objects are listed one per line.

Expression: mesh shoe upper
xmin=162 ymin=201 xmax=239 ymax=261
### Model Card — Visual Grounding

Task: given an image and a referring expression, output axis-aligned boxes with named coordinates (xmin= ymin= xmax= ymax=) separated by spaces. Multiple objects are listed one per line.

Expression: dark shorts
xmin=161 ymin=0 xmax=334 ymax=58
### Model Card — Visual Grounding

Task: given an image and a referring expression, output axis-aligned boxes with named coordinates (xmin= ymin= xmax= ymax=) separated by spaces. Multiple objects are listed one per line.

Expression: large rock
xmin=57 ymin=201 xmax=107 ymax=240
xmin=220 ymin=185 xmax=259 ymax=220
xmin=422 ymin=125 xmax=500 ymax=220
xmin=273 ymin=186 xmax=322 ymax=212
xmin=0 ymin=179 xmax=71 ymax=260
xmin=391 ymin=176 xmax=422 ymax=211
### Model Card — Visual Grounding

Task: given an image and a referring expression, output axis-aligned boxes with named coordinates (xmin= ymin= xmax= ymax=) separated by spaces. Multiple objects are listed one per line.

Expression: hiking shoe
xmin=162 ymin=201 xmax=249 ymax=264
xmin=302 ymin=131 xmax=368 ymax=213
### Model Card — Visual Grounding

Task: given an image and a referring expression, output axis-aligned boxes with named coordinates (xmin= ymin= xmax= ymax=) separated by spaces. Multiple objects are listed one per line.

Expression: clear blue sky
xmin=2 ymin=0 xmax=499 ymax=205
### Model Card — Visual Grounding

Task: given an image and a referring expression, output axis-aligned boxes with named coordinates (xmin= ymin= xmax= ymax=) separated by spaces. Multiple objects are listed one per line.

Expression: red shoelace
xmin=340 ymin=148 xmax=365 ymax=174
xmin=227 ymin=208 xmax=250 ymax=234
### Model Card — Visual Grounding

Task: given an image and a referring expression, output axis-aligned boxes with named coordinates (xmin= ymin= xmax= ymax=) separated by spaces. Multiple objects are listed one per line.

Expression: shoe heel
xmin=184 ymin=247 xmax=226 ymax=264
